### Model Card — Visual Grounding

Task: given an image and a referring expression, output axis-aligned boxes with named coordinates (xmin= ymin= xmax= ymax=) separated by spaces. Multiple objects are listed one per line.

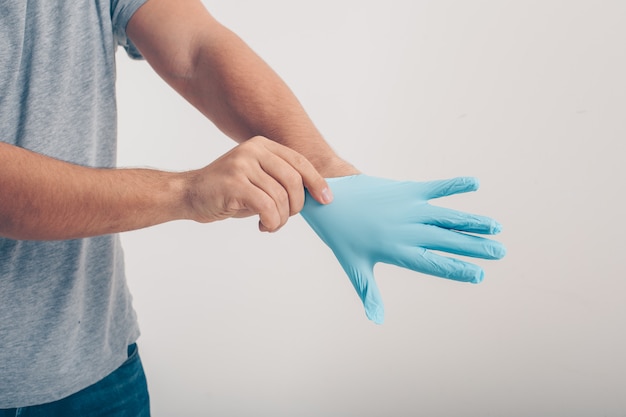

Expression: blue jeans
xmin=0 ymin=344 xmax=150 ymax=417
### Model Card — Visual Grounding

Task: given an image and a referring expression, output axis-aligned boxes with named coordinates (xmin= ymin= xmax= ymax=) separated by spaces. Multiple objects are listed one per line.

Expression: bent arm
xmin=126 ymin=0 xmax=358 ymax=178
xmin=2 ymin=1 xmax=352 ymax=240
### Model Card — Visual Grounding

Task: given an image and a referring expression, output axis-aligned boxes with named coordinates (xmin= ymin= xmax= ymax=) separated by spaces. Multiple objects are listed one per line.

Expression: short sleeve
xmin=111 ymin=0 xmax=150 ymax=59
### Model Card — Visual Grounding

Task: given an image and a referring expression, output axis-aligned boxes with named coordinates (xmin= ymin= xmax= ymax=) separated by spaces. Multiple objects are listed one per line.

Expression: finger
xmin=393 ymin=246 xmax=485 ymax=283
xmin=339 ymin=258 xmax=385 ymax=324
xmin=261 ymin=140 xmax=333 ymax=206
xmin=422 ymin=205 xmax=503 ymax=235
xmin=423 ymin=177 xmax=479 ymax=200
xmin=246 ymin=170 xmax=291 ymax=231
xmin=235 ymin=179 xmax=283 ymax=232
xmin=258 ymin=152 xmax=306 ymax=216
xmin=417 ymin=225 xmax=507 ymax=259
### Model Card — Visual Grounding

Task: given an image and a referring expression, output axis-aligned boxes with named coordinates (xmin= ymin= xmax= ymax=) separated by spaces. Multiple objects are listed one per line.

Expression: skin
xmin=0 ymin=0 xmax=358 ymax=241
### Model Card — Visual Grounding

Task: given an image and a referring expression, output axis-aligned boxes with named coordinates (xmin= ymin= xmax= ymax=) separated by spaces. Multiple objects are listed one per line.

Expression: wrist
xmin=313 ymin=157 xmax=360 ymax=178
xmin=169 ymin=170 xmax=198 ymax=222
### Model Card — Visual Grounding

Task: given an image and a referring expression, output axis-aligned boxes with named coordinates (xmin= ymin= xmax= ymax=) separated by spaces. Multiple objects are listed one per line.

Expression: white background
xmin=116 ymin=1 xmax=626 ymax=416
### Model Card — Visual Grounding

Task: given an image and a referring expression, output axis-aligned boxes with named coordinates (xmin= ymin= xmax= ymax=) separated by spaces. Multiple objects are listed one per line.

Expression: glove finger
xmin=339 ymin=259 xmax=385 ymax=324
xmin=418 ymin=226 xmax=506 ymax=259
xmin=423 ymin=177 xmax=479 ymax=200
xmin=423 ymin=206 xmax=502 ymax=235
xmin=393 ymin=246 xmax=485 ymax=283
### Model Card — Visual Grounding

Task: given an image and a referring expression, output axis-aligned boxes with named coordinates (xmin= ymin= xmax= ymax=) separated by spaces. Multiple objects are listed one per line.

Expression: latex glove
xmin=300 ymin=175 xmax=506 ymax=324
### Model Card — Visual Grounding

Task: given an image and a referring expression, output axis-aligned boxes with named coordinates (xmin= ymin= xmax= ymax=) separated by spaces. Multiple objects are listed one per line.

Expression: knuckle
xmin=249 ymin=135 xmax=268 ymax=143
xmin=290 ymin=152 xmax=312 ymax=172
xmin=285 ymin=171 xmax=304 ymax=190
xmin=291 ymin=152 xmax=306 ymax=166
xmin=257 ymin=197 xmax=275 ymax=214
xmin=276 ymin=188 xmax=289 ymax=207
xmin=237 ymin=137 xmax=260 ymax=153
xmin=228 ymin=155 xmax=249 ymax=172
xmin=227 ymin=149 xmax=258 ymax=173
xmin=290 ymin=197 xmax=304 ymax=215
xmin=246 ymin=136 xmax=269 ymax=152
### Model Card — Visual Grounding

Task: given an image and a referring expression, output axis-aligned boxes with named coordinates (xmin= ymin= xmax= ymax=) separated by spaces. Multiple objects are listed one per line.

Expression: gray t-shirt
xmin=0 ymin=0 xmax=148 ymax=407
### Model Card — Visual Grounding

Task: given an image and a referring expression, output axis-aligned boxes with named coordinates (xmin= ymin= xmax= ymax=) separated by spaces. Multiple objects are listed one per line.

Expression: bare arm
xmin=1 ymin=0 xmax=343 ymax=241
xmin=0 ymin=137 xmax=329 ymax=240
xmin=125 ymin=0 xmax=358 ymax=178
xmin=0 ymin=142 xmax=186 ymax=240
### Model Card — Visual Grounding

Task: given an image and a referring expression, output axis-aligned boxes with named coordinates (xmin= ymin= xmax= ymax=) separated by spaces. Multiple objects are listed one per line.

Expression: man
xmin=0 ymin=0 xmax=504 ymax=415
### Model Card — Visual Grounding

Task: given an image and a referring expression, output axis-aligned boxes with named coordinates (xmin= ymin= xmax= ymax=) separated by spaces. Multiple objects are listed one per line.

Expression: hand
xmin=300 ymin=175 xmax=506 ymax=324
xmin=184 ymin=136 xmax=332 ymax=232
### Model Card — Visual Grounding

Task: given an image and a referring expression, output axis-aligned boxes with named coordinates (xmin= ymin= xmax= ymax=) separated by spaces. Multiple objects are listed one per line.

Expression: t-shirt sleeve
xmin=111 ymin=0 xmax=150 ymax=59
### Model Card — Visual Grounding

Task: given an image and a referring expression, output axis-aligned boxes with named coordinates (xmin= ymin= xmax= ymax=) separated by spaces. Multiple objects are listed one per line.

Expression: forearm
xmin=183 ymin=29 xmax=342 ymax=169
xmin=188 ymin=36 xmax=358 ymax=177
xmin=127 ymin=1 xmax=358 ymax=177
xmin=0 ymin=142 xmax=188 ymax=240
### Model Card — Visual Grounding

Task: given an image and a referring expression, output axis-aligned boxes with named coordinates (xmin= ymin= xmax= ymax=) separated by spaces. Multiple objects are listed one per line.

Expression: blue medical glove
xmin=300 ymin=175 xmax=506 ymax=324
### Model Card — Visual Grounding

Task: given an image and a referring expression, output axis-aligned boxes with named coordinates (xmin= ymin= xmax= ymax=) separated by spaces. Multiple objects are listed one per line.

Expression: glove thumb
xmin=341 ymin=259 xmax=385 ymax=324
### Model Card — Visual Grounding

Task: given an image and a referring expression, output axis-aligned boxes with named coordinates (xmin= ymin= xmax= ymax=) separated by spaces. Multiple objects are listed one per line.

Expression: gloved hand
xmin=300 ymin=174 xmax=506 ymax=324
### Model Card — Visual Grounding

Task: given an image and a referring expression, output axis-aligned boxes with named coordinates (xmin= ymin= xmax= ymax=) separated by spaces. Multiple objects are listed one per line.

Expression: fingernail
xmin=321 ymin=187 xmax=333 ymax=204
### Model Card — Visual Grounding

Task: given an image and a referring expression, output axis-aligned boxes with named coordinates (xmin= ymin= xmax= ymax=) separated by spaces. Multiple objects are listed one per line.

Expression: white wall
xmin=116 ymin=1 xmax=626 ymax=416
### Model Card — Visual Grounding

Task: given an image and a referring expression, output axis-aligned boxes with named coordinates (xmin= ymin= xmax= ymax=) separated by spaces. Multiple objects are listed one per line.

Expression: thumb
xmin=341 ymin=259 xmax=385 ymax=324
